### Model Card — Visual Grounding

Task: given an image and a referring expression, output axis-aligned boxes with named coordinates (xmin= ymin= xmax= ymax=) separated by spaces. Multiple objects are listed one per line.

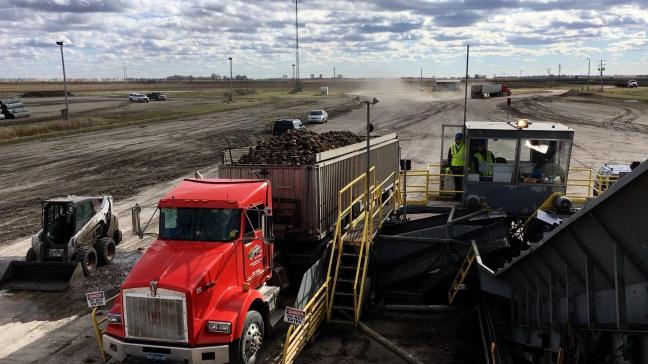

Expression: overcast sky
xmin=0 ymin=0 xmax=646 ymax=79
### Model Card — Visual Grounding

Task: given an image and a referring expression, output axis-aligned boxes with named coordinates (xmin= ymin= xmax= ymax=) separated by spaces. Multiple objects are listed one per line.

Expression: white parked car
xmin=128 ymin=93 xmax=149 ymax=103
xmin=627 ymin=80 xmax=639 ymax=88
xmin=307 ymin=110 xmax=328 ymax=123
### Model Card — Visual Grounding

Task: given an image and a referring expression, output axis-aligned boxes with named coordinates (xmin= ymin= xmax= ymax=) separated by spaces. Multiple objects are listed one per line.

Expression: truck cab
xmin=103 ymin=178 xmax=279 ymax=364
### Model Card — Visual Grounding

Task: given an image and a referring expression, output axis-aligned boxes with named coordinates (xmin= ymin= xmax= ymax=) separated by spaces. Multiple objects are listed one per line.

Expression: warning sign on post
xmin=86 ymin=291 xmax=106 ymax=308
xmin=283 ymin=307 xmax=306 ymax=326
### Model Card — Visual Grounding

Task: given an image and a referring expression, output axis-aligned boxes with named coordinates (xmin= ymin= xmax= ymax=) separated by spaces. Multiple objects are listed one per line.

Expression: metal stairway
xmin=326 ymin=169 xmax=400 ymax=326
xmin=329 ymin=219 xmax=371 ymax=325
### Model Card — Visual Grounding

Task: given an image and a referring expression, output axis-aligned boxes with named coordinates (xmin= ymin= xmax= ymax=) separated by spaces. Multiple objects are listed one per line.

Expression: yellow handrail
xmin=400 ymin=163 xmax=621 ymax=206
xmin=91 ymin=293 xmax=119 ymax=363
xmin=282 ymin=278 xmax=330 ymax=364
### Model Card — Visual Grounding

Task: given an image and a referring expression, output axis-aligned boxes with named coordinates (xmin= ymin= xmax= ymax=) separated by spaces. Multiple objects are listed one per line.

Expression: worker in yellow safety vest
xmin=472 ymin=140 xmax=495 ymax=179
xmin=446 ymin=132 xmax=465 ymax=199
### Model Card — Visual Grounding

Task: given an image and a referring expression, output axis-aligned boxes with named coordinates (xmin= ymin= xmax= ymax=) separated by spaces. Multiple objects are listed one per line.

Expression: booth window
xmin=518 ymin=139 xmax=571 ymax=184
xmin=467 ymin=138 xmax=517 ymax=183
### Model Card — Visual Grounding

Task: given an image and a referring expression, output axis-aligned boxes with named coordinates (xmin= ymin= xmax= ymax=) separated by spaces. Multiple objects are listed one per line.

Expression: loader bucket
xmin=0 ymin=261 xmax=84 ymax=291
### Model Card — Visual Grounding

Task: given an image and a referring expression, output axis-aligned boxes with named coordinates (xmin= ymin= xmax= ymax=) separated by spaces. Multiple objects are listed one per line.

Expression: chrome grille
xmin=123 ymin=289 xmax=188 ymax=343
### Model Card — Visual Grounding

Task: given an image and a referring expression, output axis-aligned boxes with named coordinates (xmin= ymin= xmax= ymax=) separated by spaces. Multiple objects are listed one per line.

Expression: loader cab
xmin=43 ymin=197 xmax=102 ymax=246
xmin=442 ymin=121 xmax=574 ymax=215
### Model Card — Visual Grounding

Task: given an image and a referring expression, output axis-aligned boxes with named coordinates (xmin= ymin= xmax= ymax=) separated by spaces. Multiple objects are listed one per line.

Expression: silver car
xmin=307 ymin=110 xmax=328 ymax=123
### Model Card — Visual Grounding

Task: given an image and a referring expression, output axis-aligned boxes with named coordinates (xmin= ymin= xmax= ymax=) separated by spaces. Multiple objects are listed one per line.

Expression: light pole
xmin=353 ymin=96 xmax=380 ymax=214
xmin=292 ymin=64 xmax=295 ymax=85
xmin=228 ymin=57 xmax=233 ymax=101
xmin=586 ymin=56 xmax=591 ymax=90
xmin=294 ymin=0 xmax=300 ymax=92
xmin=56 ymin=41 xmax=70 ymax=121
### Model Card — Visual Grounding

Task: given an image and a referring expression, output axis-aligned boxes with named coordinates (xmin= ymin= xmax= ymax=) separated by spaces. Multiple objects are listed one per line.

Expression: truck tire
xmin=76 ymin=247 xmax=98 ymax=276
xmin=96 ymin=238 xmax=116 ymax=266
xmin=232 ymin=311 xmax=264 ymax=364
xmin=25 ymin=248 xmax=37 ymax=262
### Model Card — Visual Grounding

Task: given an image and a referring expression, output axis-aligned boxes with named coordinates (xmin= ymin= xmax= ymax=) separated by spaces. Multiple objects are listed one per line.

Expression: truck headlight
xmin=107 ymin=313 xmax=122 ymax=325
xmin=206 ymin=321 xmax=231 ymax=333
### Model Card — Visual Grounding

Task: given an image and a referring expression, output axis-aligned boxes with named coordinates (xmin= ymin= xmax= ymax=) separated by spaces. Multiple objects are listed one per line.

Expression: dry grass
xmin=0 ymin=80 xmax=352 ymax=143
xmin=0 ymin=95 xmax=276 ymax=143
xmin=595 ymin=87 xmax=648 ymax=102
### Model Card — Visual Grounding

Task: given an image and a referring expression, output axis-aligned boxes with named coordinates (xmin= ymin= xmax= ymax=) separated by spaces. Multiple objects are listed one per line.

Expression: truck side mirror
xmin=131 ymin=204 xmax=144 ymax=240
xmin=262 ymin=214 xmax=274 ymax=244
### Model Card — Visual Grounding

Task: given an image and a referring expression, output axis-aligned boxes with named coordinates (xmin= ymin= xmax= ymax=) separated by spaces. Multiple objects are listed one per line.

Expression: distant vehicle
xmin=272 ymin=118 xmax=305 ymax=135
xmin=307 ymin=110 xmax=328 ymax=123
xmin=146 ymin=92 xmax=167 ymax=101
xmin=616 ymin=80 xmax=639 ymax=88
xmin=128 ymin=93 xmax=149 ymax=103
xmin=471 ymin=84 xmax=511 ymax=99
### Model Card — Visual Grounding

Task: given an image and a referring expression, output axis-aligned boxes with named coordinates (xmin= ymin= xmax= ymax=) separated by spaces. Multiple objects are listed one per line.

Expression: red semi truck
xmin=99 ymin=134 xmax=400 ymax=363
xmin=103 ymin=179 xmax=278 ymax=363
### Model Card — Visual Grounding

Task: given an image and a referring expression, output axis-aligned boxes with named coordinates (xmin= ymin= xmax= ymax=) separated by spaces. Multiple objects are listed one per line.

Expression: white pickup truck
xmin=128 ymin=92 xmax=149 ymax=103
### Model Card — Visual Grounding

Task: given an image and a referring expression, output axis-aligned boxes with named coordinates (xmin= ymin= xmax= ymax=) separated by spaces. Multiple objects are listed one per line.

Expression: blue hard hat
xmin=455 ymin=132 xmax=464 ymax=140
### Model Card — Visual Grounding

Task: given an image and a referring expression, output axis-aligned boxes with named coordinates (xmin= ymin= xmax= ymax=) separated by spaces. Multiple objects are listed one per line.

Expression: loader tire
xmin=25 ymin=248 xmax=37 ymax=262
xmin=96 ymin=238 xmax=116 ymax=266
xmin=76 ymin=247 xmax=98 ymax=276
xmin=230 ymin=310 xmax=264 ymax=364
xmin=113 ymin=229 xmax=123 ymax=245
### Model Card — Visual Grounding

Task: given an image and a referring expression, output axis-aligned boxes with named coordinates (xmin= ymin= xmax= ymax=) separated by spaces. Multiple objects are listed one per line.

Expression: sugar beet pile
xmin=238 ymin=130 xmax=364 ymax=165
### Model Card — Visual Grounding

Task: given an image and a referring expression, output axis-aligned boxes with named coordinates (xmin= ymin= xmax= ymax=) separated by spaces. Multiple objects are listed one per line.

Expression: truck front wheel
xmin=232 ymin=310 xmax=264 ymax=364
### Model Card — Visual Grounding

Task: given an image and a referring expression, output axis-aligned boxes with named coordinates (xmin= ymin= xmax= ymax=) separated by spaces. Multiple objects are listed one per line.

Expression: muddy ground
xmin=0 ymin=95 xmax=355 ymax=245
xmin=0 ymin=83 xmax=647 ymax=363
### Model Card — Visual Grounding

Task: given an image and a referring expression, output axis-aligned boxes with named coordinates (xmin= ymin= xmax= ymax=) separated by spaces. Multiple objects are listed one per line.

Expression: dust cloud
xmin=349 ymin=78 xmax=466 ymax=102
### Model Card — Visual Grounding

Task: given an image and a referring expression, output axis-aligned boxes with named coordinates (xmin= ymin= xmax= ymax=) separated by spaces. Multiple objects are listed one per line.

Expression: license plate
xmin=146 ymin=353 xmax=166 ymax=361
xmin=48 ymin=249 xmax=64 ymax=258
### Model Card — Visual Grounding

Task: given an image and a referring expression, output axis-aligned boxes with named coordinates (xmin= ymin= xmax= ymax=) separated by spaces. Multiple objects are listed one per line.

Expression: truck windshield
xmin=159 ymin=208 xmax=241 ymax=242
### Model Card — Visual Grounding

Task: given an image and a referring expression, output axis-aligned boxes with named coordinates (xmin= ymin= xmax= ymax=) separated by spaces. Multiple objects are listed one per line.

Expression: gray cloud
xmin=7 ymin=0 xmax=130 ymax=13
xmin=359 ymin=21 xmax=422 ymax=34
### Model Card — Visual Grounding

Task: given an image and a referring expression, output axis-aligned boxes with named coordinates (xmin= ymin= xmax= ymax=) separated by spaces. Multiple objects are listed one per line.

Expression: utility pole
xmin=420 ymin=68 xmax=423 ymax=88
xmin=292 ymin=64 xmax=295 ymax=85
xmin=123 ymin=63 xmax=128 ymax=83
xmin=333 ymin=66 xmax=336 ymax=84
xmin=56 ymin=41 xmax=70 ymax=121
xmin=598 ymin=60 xmax=605 ymax=91
xmin=228 ymin=57 xmax=233 ymax=101
xmin=294 ymin=0 xmax=300 ymax=92
xmin=463 ymin=45 xmax=469 ymax=128
xmin=558 ymin=64 xmax=561 ymax=79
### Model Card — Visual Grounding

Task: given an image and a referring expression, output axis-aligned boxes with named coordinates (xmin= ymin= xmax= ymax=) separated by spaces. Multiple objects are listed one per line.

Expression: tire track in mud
xmin=510 ymin=96 xmax=648 ymax=133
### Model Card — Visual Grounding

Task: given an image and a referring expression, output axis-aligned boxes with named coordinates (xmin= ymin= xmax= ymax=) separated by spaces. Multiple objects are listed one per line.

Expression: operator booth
xmin=461 ymin=120 xmax=574 ymax=215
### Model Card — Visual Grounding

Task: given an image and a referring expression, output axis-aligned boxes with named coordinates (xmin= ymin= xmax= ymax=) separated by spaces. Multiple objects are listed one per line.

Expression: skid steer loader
xmin=0 ymin=195 xmax=122 ymax=291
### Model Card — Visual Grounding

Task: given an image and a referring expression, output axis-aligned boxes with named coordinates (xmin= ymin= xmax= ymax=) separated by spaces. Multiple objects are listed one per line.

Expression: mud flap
xmin=0 ymin=261 xmax=84 ymax=291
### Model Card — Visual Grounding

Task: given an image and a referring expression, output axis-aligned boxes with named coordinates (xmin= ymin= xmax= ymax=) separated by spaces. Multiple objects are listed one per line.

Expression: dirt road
xmin=0 ymin=87 xmax=647 ymax=363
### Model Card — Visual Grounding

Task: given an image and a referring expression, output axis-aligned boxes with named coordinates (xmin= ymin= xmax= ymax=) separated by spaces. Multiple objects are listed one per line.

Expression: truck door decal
xmin=244 ymin=232 xmax=265 ymax=280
